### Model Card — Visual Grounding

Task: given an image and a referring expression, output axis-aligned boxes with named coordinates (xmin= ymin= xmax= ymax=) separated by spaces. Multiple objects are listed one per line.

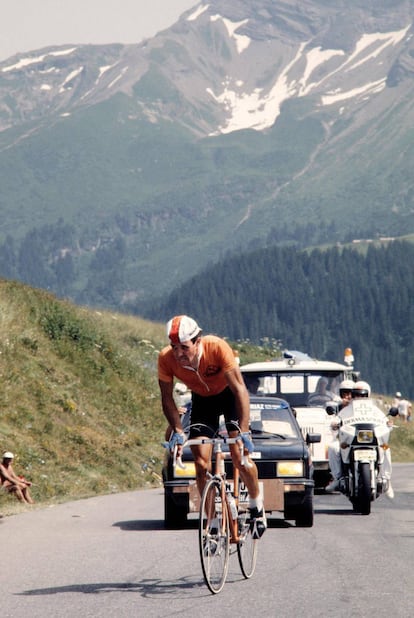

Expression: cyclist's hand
xmin=163 ymin=431 xmax=185 ymax=453
xmin=240 ymin=431 xmax=254 ymax=453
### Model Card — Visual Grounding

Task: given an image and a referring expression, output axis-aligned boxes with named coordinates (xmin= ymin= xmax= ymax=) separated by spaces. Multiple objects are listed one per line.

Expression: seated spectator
xmin=0 ymin=452 xmax=34 ymax=504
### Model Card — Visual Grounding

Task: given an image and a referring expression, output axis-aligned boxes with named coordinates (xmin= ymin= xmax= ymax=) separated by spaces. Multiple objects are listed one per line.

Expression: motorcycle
xmin=332 ymin=398 xmax=392 ymax=514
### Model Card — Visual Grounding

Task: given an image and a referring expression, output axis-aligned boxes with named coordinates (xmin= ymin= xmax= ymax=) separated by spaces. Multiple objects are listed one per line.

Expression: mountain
xmin=1 ymin=0 xmax=414 ymax=308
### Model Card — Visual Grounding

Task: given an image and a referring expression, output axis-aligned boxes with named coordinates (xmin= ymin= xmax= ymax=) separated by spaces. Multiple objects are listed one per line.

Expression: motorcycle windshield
xmin=340 ymin=399 xmax=386 ymax=426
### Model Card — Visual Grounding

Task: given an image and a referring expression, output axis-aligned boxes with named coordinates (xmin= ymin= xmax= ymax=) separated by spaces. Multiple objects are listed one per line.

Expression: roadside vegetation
xmin=0 ymin=278 xmax=276 ymax=515
xmin=0 ymin=279 xmax=412 ymax=516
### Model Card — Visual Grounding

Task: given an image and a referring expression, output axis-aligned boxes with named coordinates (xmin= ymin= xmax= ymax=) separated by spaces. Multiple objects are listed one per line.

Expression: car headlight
xmin=357 ymin=430 xmax=374 ymax=443
xmin=277 ymin=461 xmax=304 ymax=477
xmin=173 ymin=462 xmax=196 ymax=478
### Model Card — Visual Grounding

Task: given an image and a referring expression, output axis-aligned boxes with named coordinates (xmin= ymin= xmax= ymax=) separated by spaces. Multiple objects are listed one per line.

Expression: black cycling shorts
xmin=189 ymin=387 xmax=239 ymax=438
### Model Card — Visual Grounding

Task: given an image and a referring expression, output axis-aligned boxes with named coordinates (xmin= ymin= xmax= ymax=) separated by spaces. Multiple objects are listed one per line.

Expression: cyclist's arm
xmin=159 ymin=379 xmax=185 ymax=434
xmin=224 ymin=366 xmax=250 ymax=433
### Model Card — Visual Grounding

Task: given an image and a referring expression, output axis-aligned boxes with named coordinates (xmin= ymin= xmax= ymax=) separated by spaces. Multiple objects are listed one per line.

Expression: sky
xmin=0 ymin=0 xmax=197 ymax=62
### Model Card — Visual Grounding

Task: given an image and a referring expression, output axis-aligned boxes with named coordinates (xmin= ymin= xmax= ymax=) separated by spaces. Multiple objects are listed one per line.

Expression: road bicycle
xmin=175 ymin=433 xmax=258 ymax=594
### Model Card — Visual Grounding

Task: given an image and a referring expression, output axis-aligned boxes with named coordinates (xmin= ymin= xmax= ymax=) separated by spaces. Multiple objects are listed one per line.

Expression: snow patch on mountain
xmin=208 ymin=25 xmax=411 ymax=134
xmin=207 ymin=42 xmax=306 ymax=134
xmin=187 ymin=4 xmax=209 ymax=22
xmin=298 ymin=48 xmax=345 ymax=96
xmin=210 ymin=15 xmax=251 ymax=53
xmin=59 ymin=67 xmax=84 ymax=93
xmin=107 ymin=66 xmax=129 ymax=89
xmin=344 ymin=27 xmax=410 ymax=72
xmin=1 ymin=47 xmax=77 ymax=73
xmin=321 ymin=79 xmax=386 ymax=106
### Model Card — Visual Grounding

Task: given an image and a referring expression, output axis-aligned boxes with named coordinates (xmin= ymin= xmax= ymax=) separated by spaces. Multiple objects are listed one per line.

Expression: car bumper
xmin=164 ymin=476 xmax=314 ymax=514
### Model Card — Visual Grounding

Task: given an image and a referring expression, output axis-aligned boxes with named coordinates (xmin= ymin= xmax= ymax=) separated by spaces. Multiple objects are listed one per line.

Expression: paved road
xmin=1 ymin=464 xmax=413 ymax=617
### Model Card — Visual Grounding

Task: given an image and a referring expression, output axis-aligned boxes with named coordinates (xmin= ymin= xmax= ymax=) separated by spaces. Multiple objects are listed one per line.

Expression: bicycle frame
xmin=174 ymin=436 xmax=250 ymax=542
xmin=173 ymin=435 xmax=257 ymax=593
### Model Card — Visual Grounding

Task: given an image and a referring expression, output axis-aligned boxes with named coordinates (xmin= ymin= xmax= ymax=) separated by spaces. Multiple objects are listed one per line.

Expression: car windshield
xmin=243 ymin=371 xmax=345 ymax=408
xmin=249 ymin=401 xmax=299 ymax=438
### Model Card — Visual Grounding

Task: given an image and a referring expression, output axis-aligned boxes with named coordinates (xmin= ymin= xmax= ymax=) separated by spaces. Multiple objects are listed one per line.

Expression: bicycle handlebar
xmin=173 ymin=435 xmax=253 ymax=470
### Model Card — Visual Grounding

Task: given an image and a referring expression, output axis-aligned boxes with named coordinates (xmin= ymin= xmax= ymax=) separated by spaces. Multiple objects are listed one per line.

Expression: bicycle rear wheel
xmin=199 ymin=478 xmax=230 ymax=594
xmin=237 ymin=484 xmax=258 ymax=578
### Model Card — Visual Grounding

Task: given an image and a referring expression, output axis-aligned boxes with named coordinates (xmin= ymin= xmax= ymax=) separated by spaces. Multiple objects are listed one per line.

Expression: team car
xmin=241 ymin=349 xmax=357 ymax=487
xmin=162 ymin=395 xmax=320 ymax=529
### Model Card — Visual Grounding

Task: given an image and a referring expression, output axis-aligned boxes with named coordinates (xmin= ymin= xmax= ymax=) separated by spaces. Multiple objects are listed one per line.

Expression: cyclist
xmin=158 ymin=315 xmax=266 ymax=538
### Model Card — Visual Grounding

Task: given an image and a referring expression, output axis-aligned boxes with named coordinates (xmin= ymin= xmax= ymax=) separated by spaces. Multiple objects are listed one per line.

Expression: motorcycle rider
xmin=338 ymin=379 xmax=354 ymax=410
xmin=325 ymin=381 xmax=394 ymax=497
xmin=325 ymin=380 xmax=355 ymax=490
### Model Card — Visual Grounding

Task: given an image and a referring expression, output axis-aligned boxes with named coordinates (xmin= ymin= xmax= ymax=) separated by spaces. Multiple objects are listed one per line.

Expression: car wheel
xmin=164 ymin=492 xmax=188 ymax=529
xmin=295 ymin=494 xmax=314 ymax=527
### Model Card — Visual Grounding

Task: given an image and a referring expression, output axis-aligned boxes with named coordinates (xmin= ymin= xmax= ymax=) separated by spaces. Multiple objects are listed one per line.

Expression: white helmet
xmin=339 ymin=379 xmax=354 ymax=394
xmin=352 ymin=380 xmax=371 ymax=398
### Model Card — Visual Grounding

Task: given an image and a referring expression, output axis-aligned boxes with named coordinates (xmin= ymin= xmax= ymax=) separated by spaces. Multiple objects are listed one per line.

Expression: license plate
xmin=354 ymin=449 xmax=376 ymax=462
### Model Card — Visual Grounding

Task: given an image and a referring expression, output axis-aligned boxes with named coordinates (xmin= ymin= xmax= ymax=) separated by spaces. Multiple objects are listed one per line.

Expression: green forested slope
xmin=147 ymin=240 xmax=414 ymax=398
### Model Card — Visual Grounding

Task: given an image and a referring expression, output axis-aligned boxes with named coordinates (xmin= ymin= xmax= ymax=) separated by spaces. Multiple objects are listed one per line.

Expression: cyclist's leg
xmin=189 ymin=394 xmax=220 ymax=496
xmin=227 ymin=439 xmax=266 ymax=538
xmin=191 ymin=443 xmax=213 ymax=497
xmin=228 ymin=439 xmax=259 ymax=496
xmin=225 ymin=413 xmax=267 ymax=539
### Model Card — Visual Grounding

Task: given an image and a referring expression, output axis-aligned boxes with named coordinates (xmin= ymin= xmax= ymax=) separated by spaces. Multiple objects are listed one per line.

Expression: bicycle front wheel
xmin=237 ymin=486 xmax=258 ymax=578
xmin=199 ymin=478 xmax=230 ymax=594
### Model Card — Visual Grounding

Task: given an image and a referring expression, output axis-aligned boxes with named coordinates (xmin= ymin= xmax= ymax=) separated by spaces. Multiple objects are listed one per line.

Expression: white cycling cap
xmin=167 ymin=315 xmax=202 ymax=343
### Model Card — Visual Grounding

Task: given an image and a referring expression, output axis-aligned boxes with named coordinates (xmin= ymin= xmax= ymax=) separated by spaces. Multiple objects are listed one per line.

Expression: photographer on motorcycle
xmin=325 ymin=381 xmax=394 ymax=498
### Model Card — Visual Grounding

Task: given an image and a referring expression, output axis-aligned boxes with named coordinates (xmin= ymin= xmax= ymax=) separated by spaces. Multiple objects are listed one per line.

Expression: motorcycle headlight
xmin=277 ymin=461 xmax=304 ymax=477
xmin=357 ymin=430 xmax=374 ymax=443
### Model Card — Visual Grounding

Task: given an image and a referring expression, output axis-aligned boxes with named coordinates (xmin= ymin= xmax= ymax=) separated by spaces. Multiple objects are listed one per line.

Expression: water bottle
xmin=218 ymin=456 xmax=225 ymax=475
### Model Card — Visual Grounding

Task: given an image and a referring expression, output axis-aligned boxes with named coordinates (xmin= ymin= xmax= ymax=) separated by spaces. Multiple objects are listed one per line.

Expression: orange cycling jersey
xmin=158 ymin=335 xmax=236 ymax=396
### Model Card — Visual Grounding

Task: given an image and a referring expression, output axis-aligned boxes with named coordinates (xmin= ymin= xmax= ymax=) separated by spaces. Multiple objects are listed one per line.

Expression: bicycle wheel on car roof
xmin=236 ymin=483 xmax=258 ymax=578
xmin=199 ymin=478 xmax=230 ymax=594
